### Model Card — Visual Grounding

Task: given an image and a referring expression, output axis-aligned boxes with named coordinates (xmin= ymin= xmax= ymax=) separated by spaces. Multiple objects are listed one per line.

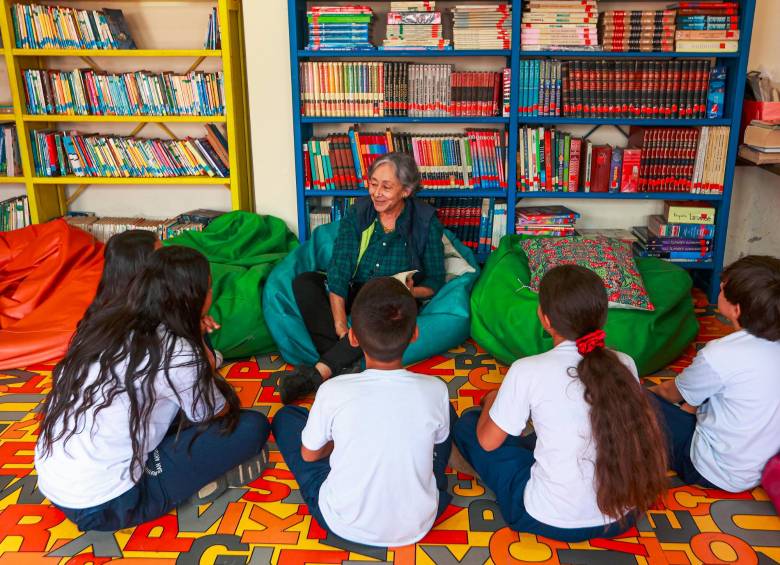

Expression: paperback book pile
xmin=204 ymin=7 xmax=221 ymax=49
xmin=23 ymin=69 xmax=225 ymax=116
xmin=599 ymin=10 xmax=676 ymax=52
xmin=306 ymin=5 xmax=374 ymax=51
xmin=304 ymin=127 xmax=507 ymax=191
xmin=299 ymin=62 xmax=508 ymax=117
xmin=0 ymin=125 xmax=22 ymax=177
xmin=12 ymin=4 xmax=136 ymax=49
xmin=521 ymin=0 xmax=598 ymax=51
xmin=31 ymin=124 xmax=229 ymax=178
xmin=430 ymin=197 xmax=507 ymax=254
xmin=515 ymin=205 xmax=579 ymax=236
xmin=0 ymin=195 xmax=29 ymax=232
xmin=675 ymin=1 xmax=739 ymax=52
xmin=739 ymin=120 xmax=780 ymax=165
xmin=632 ymin=201 xmax=715 ymax=263
xmin=382 ymin=1 xmax=450 ymax=50
xmin=561 ymin=59 xmax=717 ymax=119
xmin=452 ymin=4 xmax=511 ymax=50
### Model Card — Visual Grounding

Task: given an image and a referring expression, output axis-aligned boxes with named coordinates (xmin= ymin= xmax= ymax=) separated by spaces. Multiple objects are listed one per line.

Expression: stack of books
xmin=12 ymin=4 xmax=136 ymax=49
xmin=307 ymin=197 xmax=356 ymax=234
xmin=0 ymin=125 xmax=22 ymax=177
xmin=65 ymin=209 xmax=223 ymax=242
xmin=632 ymin=201 xmax=715 ymax=263
xmin=304 ymin=127 xmax=507 ymax=191
xmin=0 ymin=195 xmax=29 ymax=232
xmin=675 ymin=1 xmax=739 ymax=52
xmin=382 ymin=2 xmax=450 ymax=50
xmin=431 ymin=197 xmax=506 ymax=254
xmin=204 ymin=7 xmax=221 ymax=49
xmin=599 ymin=10 xmax=676 ymax=52
xmin=31 ymin=124 xmax=229 ymax=178
xmin=577 ymin=228 xmax=637 ymax=244
xmin=739 ymin=120 xmax=780 ymax=165
xmin=521 ymin=0 xmax=598 ymax=51
xmin=23 ymin=69 xmax=225 ymax=116
xmin=515 ymin=205 xmax=579 ymax=236
xmin=305 ymin=5 xmax=374 ymax=51
xmin=451 ymin=4 xmax=511 ymax=50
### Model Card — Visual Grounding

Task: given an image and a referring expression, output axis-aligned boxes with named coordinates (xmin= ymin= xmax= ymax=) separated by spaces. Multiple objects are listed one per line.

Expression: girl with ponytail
xmin=453 ymin=264 xmax=668 ymax=541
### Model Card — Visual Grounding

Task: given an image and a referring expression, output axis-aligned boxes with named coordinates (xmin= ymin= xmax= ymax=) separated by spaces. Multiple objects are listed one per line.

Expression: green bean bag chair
xmin=471 ymin=235 xmax=699 ymax=375
xmin=164 ymin=211 xmax=299 ymax=359
xmin=263 ymin=220 xmax=480 ymax=367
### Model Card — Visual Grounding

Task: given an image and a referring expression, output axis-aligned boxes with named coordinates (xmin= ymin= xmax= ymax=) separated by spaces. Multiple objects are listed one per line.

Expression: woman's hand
xmin=201 ymin=315 xmax=220 ymax=334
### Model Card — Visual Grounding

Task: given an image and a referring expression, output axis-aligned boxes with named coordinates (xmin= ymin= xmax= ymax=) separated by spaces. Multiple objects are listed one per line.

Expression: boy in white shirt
xmin=651 ymin=255 xmax=780 ymax=492
xmin=271 ymin=277 xmax=454 ymax=547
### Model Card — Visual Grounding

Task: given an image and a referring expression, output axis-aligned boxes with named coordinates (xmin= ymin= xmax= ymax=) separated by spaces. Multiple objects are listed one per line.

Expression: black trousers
xmin=292 ymin=271 xmax=363 ymax=374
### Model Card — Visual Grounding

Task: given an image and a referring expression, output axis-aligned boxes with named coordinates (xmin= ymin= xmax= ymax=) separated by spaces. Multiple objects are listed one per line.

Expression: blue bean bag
xmin=263 ymin=220 xmax=480 ymax=366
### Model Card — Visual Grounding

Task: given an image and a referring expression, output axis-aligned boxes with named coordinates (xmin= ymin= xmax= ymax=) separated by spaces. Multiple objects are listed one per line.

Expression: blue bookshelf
xmin=288 ymin=0 xmax=757 ymax=303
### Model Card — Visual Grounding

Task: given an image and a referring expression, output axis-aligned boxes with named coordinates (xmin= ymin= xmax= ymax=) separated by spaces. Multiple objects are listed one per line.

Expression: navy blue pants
xmin=453 ymin=409 xmax=630 ymax=542
xmin=647 ymin=390 xmax=718 ymax=488
xmin=57 ymin=410 xmax=270 ymax=531
xmin=272 ymin=404 xmax=455 ymax=539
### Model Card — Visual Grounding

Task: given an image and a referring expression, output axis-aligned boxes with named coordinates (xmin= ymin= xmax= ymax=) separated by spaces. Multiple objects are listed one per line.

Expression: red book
xmin=620 ymin=148 xmax=642 ymax=193
xmin=568 ymin=138 xmax=581 ymax=192
xmin=544 ymin=128 xmax=553 ymax=191
xmin=589 ymin=145 xmax=612 ymax=193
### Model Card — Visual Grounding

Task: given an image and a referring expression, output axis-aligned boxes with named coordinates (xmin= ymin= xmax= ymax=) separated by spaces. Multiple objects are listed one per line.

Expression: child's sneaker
xmin=192 ymin=444 xmax=270 ymax=504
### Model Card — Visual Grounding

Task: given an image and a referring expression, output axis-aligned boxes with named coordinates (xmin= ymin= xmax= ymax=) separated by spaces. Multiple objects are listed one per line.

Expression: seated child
xmin=650 ymin=255 xmax=780 ymax=492
xmin=272 ymin=277 xmax=454 ymax=547
xmin=35 ymin=246 xmax=270 ymax=532
xmin=82 ymin=229 xmax=222 ymax=366
xmin=453 ymin=264 xmax=668 ymax=542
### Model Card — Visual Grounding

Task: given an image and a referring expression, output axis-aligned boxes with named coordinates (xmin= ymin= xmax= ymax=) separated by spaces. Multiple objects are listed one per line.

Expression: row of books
xmin=559 ymin=59 xmax=721 ymax=119
xmin=521 ymin=0 xmax=597 ymax=51
xmin=0 ymin=195 xmax=29 ymax=232
xmin=23 ymin=69 xmax=225 ymax=117
xmin=65 ymin=209 xmax=223 ymax=242
xmin=307 ymin=197 xmax=356 ymax=234
xmin=0 ymin=125 xmax=22 ymax=178
xmin=299 ymin=61 xmax=509 ymax=117
xmin=12 ymin=4 xmax=136 ymax=49
xmin=306 ymin=5 xmax=374 ymax=51
xmin=304 ymin=128 xmax=508 ymax=191
xmin=30 ymin=124 xmax=230 ymax=178
xmin=428 ymin=197 xmax=507 ymax=254
xmin=517 ymin=125 xmax=729 ymax=195
xmin=516 ymin=205 xmax=580 ymax=237
xmin=675 ymin=1 xmax=739 ymax=53
xmin=381 ymin=2 xmax=450 ymax=50
xmin=599 ymin=10 xmax=675 ymax=53
xmin=204 ymin=7 xmax=222 ymax=50
xmin=633 ymin=201 xmax=715 ymax=262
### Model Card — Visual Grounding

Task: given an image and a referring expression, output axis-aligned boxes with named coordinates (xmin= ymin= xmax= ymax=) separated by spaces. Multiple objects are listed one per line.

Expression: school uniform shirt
xmin=34 ymin=336 xmax=225 ymax=509
xmin=489 ymin=340 xmax=639 ymax=529
xmin=301 ymin=369 xmax=450 ymax=547
xmin=676 ymin=329 xmax=780 ymax=492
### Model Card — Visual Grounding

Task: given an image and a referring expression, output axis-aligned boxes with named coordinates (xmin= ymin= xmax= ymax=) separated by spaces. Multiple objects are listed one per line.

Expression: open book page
xmin=391 ymin=270 xmax=418 ymax=286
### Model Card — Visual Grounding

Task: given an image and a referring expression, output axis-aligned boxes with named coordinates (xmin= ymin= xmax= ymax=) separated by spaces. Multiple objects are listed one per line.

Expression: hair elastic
xmin=576 ymin=329 xmax=606 ymax=355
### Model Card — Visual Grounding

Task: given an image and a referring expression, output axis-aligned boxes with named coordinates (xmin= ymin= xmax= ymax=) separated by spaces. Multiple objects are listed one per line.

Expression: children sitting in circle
xmin=273 ymin=277 xmax=454 ymax=547
xmin=36 ymin=241 xmax=780 ymax=542
xmin=650 ymin=255 xmax=780 ymax=493
xmin=453 ymin=264 xmax=669 ymax=541
xmin=34 ymin=245 xmax=270 ymax=531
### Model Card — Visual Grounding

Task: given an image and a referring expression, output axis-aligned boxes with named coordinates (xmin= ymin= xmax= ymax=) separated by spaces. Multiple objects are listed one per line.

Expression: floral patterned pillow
xmin=520 ymin=236 xmax=654 ymax=311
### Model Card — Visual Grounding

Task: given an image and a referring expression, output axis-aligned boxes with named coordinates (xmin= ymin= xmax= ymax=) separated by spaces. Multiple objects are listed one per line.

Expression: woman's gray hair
xmin=368 ymin=152 xmax=421 ymax=194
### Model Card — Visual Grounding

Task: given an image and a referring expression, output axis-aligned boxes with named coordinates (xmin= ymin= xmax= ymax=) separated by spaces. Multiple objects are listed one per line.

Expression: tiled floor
xmin=0 ymin=291 xmax=778 ymax=564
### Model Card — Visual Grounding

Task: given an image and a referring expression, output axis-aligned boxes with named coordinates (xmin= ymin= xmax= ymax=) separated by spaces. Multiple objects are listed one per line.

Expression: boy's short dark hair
xmin=721 ymin=255 xmax=780 ymax=341
xmin=351 ymin=277 xmax=417 ymax=362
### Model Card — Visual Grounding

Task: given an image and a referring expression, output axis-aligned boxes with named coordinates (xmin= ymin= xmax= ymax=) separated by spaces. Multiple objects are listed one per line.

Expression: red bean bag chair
xmin=0 ymin=220 xmax=104 ymax=370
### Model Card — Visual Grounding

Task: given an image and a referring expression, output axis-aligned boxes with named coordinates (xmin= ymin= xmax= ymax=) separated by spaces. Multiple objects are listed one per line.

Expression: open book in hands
xmin=392 ymin=270 xmax=418 ymax=290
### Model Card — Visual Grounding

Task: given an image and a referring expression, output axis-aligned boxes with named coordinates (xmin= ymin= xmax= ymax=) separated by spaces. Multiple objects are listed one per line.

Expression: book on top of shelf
xmin=382 ymin=2 xmax=450 ymax=51
xmin=521 ymin=0 xmax=598 ymax=51
xmin=204 ymin=7 xmax=221 ymax=49
xmin=306 ymin=5 xmax=375 ymax=51
xmin=452 ymin=4 xmax=511 ymax=51
xmin=664 ymin=201 xmax=716 ymax=224
xmin=675 ymin=0 xmax=740 ymax=51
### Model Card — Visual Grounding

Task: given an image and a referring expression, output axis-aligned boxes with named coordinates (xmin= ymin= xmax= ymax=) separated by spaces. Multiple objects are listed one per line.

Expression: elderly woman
xmin=279 ymin=152 xmax=446 ymax=404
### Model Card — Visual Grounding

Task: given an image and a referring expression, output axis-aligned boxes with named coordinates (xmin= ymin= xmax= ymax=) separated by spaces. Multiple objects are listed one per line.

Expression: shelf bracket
xmin=130 ymin=123 xmax=148 ymax=137
xmin=79 ymin=56 xmax=104 ymax=73
xmin=65 ymin=184 xmax=90 ymax=207
xmin=186 ymin=56 xmax=207 ymax=74
xmin=157 ymin=123 xmax=179 ymax=140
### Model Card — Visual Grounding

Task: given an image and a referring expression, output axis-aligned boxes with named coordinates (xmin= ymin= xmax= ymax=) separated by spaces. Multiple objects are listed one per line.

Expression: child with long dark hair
xmin=35 ymin=246 xmax=269 ymax=531
xmin=453 ymin=264 xmax=668 ymax=541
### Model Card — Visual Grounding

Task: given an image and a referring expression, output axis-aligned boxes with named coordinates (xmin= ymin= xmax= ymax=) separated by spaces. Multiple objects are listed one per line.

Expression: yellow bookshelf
xmin=0 ymin=0 xmax=254 ymax=224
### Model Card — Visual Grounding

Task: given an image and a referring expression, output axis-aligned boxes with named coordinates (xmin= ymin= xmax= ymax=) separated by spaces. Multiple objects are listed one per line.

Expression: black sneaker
xmin=278 ymin=364 xmax=323 ymax=405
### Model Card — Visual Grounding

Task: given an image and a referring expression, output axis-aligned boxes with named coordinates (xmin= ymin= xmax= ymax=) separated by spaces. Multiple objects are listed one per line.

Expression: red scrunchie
xmin=576 ymin=329 xmax=606 ymax=355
